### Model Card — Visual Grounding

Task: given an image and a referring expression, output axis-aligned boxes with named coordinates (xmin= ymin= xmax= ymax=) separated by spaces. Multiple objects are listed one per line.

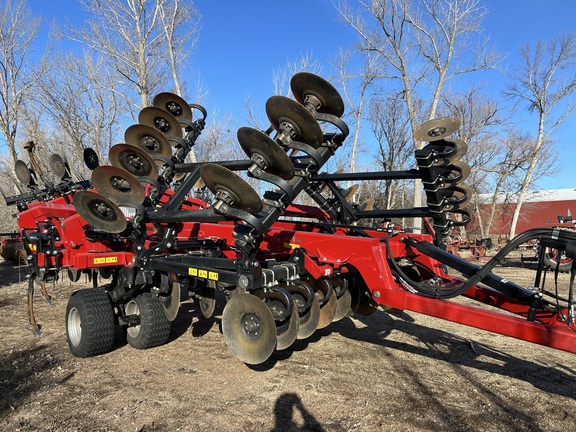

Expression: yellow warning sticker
xmin=284 ymin=242 xmax=300 ymax=249
xmin=94 ymin=256 xmax=118 ymax=265
xmin=188 ymin=268 xmax=217 ymax=280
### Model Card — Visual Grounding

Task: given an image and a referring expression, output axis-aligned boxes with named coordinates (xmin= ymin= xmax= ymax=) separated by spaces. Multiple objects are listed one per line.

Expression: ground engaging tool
xmin=4 ymin=73 xmax=576 ymax=364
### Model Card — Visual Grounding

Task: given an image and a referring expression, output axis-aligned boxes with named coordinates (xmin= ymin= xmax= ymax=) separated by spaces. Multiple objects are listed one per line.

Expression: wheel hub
xmin=428 ymin=126 xmax=447 ymax=137
xmin=241 ymin=313 xmax=262 ymax=339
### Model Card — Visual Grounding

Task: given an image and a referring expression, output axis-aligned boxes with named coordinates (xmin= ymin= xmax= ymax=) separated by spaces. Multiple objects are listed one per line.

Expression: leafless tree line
xmin=0 ymin=0 xmax=206 ymax=231
xmin=333 ymin=0 xmax=576 ymax=238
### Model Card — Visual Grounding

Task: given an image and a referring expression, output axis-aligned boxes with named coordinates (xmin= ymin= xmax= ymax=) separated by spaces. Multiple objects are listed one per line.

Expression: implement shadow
xmin=0 ymin=260 xmax=29 ymax=287
xmin=335 ymin=310 xmax=576 ymax=400
xmin=0 ymin=345 xmax=75 ymax=417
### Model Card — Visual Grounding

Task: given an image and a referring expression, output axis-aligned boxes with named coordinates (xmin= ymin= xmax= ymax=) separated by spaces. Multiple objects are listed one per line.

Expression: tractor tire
xmin=544 ymin=248 xmax=573 ymax=273
xmin=125 ymin=293 xmax=171 ymax=350
xmin=66 ymin=289 xmax=115 ymax=358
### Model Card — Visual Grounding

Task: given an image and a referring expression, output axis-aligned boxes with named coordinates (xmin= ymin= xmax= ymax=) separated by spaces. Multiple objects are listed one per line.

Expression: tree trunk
xmin=509 ymin=117 xmax=545 ymax=238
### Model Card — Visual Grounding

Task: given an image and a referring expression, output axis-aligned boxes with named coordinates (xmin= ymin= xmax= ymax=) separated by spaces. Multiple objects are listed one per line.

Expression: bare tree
xmin=478 ymin=130 xmax=534 ymax=237
xmin=0 ymin=0 xmax=48 ymax=181
xmin=237 ymin=52 xmax=325 ymax=133
xmin=65 ymin=0 xmax=170 ymax=112
xmin=194 ymin=115 xmax=243 ymax=163
xmin=336 ymin=0 xmax=499 ymax=228
xmin=504 ymin=33 xmax=576 ymax=237
xmin=37 ymin=51 xmax=125 ymax=179
xmin=441 ymin=85 xmax=503 ymax=237
xmin=157 ymin=0 xmax=201 ymax=97
xmin=333 ymin=48 xmax=384 ymax=180
xmin=272 ymin=51 xmax=324 ymax=97
xmin=369 ymin=92 xmax=413 ymax=209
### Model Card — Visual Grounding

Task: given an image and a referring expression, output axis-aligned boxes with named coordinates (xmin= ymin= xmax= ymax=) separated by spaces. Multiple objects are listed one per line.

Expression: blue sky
xmin=28 ymin=0 xmax=576 ymax=190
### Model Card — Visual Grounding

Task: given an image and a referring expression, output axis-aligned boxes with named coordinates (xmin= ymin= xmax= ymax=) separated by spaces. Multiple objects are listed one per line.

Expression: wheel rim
xmin=125 ymin=299 xmax=141 ymax=338
xmin=67 ymin=307 xmax=82 ymax=346
xmin=547 ymin=248 xmax=572 ymax=264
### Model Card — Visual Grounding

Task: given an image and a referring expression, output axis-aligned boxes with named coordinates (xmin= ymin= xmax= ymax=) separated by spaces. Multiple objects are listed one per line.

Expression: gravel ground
xmin=0 ymin=255 xmax=575 ymax=432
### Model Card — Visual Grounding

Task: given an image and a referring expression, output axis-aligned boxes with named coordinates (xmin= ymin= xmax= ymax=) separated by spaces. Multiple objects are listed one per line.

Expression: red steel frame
xmin=16 ymin=189 xmax=576 ymax=354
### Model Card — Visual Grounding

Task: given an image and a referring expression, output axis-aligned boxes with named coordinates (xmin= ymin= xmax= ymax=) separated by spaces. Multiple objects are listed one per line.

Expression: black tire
xmin=544 ymin=248 xmax=573 ymax=273
xmin=125 ymin=292 xmax=171 ymax=349
xmin=66 ymin=289 xmax=115 ymax=358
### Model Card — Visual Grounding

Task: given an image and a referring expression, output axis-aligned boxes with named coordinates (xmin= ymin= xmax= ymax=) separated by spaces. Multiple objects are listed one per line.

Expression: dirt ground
xmin=1 ymin=253 xmax=575 ymax=432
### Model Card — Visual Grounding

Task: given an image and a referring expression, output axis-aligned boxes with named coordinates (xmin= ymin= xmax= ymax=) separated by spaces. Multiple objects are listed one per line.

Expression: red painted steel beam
xmin=379 ymin=288 xmax=576 ymax=353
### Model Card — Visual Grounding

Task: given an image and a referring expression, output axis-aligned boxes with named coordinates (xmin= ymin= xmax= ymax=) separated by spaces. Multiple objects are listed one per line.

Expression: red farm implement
xmin=4 ymin=73 xmax=575 ymax=364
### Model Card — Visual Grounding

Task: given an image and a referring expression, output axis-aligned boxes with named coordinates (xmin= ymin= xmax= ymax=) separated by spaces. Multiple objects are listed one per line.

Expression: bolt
xmin=238 ymin=275 xmax=249 ymax=289
xmin=373 ymin=291 xmax=381 ymax=298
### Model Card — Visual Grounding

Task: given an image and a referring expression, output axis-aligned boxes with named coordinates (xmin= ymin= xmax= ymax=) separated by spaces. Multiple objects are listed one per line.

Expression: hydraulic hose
xmin=389 ymin=228 xmax=576 ymax=300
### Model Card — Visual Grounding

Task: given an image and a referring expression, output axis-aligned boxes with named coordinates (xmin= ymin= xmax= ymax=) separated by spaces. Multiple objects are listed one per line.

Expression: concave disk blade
xmin=153 ymin=92 xmax=192 ymax=123
xmin=199 ymin=163 xmax=263 ymax=214
xmin=348 ymin=278 xmax=377 ymax=316
xmin=308 ymin=278 xmax=337 ymax=329
xmin=414 ymin=117 xmax=459 ymax=142
xmin=357 ymin=198 xmax=375 ymax=211
xmin=163 ymin=274 xmax=181 ymax=321
xmin=138 ymin=106 xmax=182 ymax=139
xmin=109 ymin=144 xmax=159 ymax=179
xmin=317 ymin=292 xmax=337 ymax=328
xmin=125 ymin=124 xmax=173 ymax=158
xmin=265 ymin=96 xmax=323 ymax=148
xmin=436 ymin=161 xmax=471 ymax=188
xmin=221 ymin=293 xmax=277 ymax=365
xmin=49 ymin=154 xmax=67 ymax=178
xmin=342 ymin=184 xmax=359 ymax=201
xmin=441 ymin=185 xmax=471 ymax=209
xmin=297 ymin=296 xmax=320 ymax=339
xmin=355 ymin=298 xmax=378 ymax=316
xmin=333 ymin=288 xmax=352 ymax=322
xmin=276 ymin=306 xmax=299 ymax=351
xmin=290 ymin=72 xmax=345 ymax=117
xmin=237 ymin=127 xmax=295 ymax=180
xmin=83 ymin=148 xmax=100 ymax=171
xmin=283 ymin=281 xmax=320 ymax=340
xmin=91 ymin=165 xmax=145 ymax=206
xmin=429 ymin=139 xmax=468 ymax=166
xmin=198 ymin=280 xmax=217 ymax=319
xmin=14 ymin=160 xmax=31 ymax=185
xmin=73 ymin=191 xmax=127 ymax=233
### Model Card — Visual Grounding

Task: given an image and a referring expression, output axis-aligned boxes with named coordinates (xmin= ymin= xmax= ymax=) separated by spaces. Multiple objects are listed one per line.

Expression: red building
xmin=470 ymin=189 xmax=576 ymax=236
